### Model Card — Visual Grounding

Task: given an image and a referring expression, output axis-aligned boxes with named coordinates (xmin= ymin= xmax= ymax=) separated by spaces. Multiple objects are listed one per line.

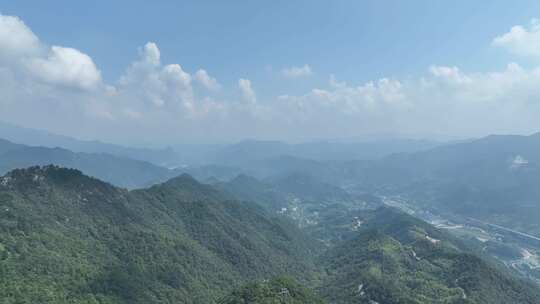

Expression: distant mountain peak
xmin=165 ymin=172 xmax=200 ymax=185
xmin=145 ymin=172 xmax=233 ymax=203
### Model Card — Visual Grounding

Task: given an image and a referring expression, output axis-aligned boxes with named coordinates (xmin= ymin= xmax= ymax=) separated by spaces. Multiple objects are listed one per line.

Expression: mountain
xmin=319 ymin=207 xmax=540 ymax=304
xmin=0 ymin=166 xmax=319 ymax=304
xmin=0 ymin=122 xmax=444 ymax=169
xmin=0 ymin=138 xmax=175 ymax=189
xmin=0 ymin=138 xmax=25 ymax=154
xmin=342 ymin=132 xmax=540 ymax=236
xmin=217 ymin=277 xmax=325 ymax=304
xmin=1 ymin=165 xmax=539 ymax=303
xmin=216 ymin=173 xmax=381 ymax=244
xmin=175 ymin=164 xmax=245 ymax=182
xmin=215 ymin=173 xmax=354 ymax=211
xmin=214 ymin=174 xmax=288 ymax=210
xmin=213 ymin=139 xmax=444 ymax=165
xmin=0 ymin=121 xmax=179 ymax=166
xmin=269 ymin=173 xmax=353 ymax=202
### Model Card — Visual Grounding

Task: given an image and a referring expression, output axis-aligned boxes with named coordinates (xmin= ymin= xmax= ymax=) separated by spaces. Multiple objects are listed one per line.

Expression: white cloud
xmin=274 ymin=63 xmax=540 ymax=139
xmin=277 ymin=77 xmax=407 ymax=129
xmin=281 ymin=64 xmax=313 ymax=78
xmin=3 ymin=13 xmax=540 ymax=143
xmin=118 ymin=42 xmax=193 ymax=108
xmin=141 ymin=42 xmax=160 ymax=66
xmin=0 ymin=13 xmax=101 ymax=91
xmin=0 ymin=14 xmax=41 ymax=60
xmin=194 ymin=69 xmax=221 ymax=90
xmin=493 ymin=19 xmax=540 ymax=57
xmin=26 ymin=46 xmax=102 ymax=90
xmin=429 ymin=65 xmax=471 ymax=84
xmin=238 ymin=78 xmax=256 ymax=103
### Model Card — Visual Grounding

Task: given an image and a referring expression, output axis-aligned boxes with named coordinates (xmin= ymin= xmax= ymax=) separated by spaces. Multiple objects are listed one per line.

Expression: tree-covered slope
xmin=0 ymin=166 xmax=318 ymax=304
xmin=216 ymin=173 xmax=381 ymax=245
xmin=213 ymin=174 xmax=288 ymax=211
xmin=217 ymin=276 xmax=325 ymax=304
xmin=319 ymin=208 xmax=540 ymax=304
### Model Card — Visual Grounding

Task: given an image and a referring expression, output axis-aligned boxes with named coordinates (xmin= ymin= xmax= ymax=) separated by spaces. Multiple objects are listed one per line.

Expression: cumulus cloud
xmin=0 ymin=13 xmax=101 ymax=91
xmin=194 ymin=69 xmax=221 ymax=90
xmin=238 ymin=78 xmax=256 ymax=103
xmin=26 ymin=46 xmax=102 ymax=90
xmin=0 ymin=14 xmax=41 ymax=60
xmin=429 ymin=66 xmax=471 ymax=84
xmin=118 ymin=42 xmax=193 ymax=108
xmin=280 ymin=77 xmax=405 ymax=113
xmin=493 ymin=19 xmax=540 ymax=57
xmin=0 ymin=15 xmax=225 ymax=141
xmin=275 ymin=77 xmax=408 ymax=136
xmin=140 ymin=42 xmax=161 ymax=66
xmin=275 ymin=63 xmax=540 ymax=138
xmin=281 ymin=64 xmax=313 ymax=78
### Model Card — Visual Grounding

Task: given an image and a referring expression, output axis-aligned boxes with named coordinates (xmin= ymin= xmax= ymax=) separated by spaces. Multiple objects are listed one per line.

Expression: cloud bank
xmin=2 ymin=13 xmax=540 ymax=144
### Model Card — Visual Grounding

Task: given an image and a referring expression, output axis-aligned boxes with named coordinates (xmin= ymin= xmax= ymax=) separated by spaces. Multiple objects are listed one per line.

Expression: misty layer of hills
xmin=2 ymin=123 xmax=540 ymax=303
xmin=0 ymin=122 xmax=444 ymax=166
xmin=0 ymin=138 xmax=176 ymax=189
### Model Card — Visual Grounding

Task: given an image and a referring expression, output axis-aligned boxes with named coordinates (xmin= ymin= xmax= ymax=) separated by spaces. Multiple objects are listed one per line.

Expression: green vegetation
xmin=319 ymin=208 xmax=540 ymax=304
xmin=0 ymin=165 xmax=539 ymax=303
xmin=0 ymin=166 xmax=318 ymax=304
xmin=217 ymin=276 xmax=325 ymax=304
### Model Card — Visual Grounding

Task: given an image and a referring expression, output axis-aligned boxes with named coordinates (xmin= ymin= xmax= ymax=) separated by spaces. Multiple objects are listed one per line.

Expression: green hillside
xmin=0 ymin=166 xmax=318 ymax=304
xmin=0 ymin=165 xmax=539 ymax=303
xmin=319 ymin=208 xmax=540 ymax=304
xmin=217 ymin=276 xmax=325 ymax=304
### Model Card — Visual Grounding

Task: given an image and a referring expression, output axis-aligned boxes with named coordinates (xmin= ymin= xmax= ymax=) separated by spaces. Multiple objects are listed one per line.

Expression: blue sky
xmin=2 ymin=1 xmax=540 ymax=144
xmin=4 ymin=1 xmax=539 ymax=87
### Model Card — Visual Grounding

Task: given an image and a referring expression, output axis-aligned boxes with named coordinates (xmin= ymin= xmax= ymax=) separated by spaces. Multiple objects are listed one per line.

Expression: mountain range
xmin=1 ymin=165 xmax=539 ymax=303
xmin=2 ymin=123 xmax=540 ymax=302
xmin=0 ymin=165 xmax=318 ymax=304
xmin=0 ymin=121 xmax=446 ymax=167
xmin=0 ymin=138 xmax=175 ymax=189
xmin=338 ymin=132 xmax=540 ymax=236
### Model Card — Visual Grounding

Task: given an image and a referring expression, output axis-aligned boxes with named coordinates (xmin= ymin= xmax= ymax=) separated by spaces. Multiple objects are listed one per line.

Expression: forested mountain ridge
xmin=341 ymin=132 xmax=540 ymax=236
xmin=319 ymin=208 xmax=540 ymax=304
xmin=0 ymin=166 xmax=319 ymax=304
xmin=0 ymin=165 xmax=539 ymax=303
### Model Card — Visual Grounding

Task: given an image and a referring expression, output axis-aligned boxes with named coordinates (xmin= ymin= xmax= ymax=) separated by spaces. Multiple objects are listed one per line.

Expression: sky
xmin=2 ymin=1 xmax=540 ymax=145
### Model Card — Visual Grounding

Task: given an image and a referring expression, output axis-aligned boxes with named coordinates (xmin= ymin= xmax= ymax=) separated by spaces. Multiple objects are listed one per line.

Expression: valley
xmin=380 ymin=195 xmax=540 ymax=285
xmin=3 ymin=123 xmax=540 ymax=303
